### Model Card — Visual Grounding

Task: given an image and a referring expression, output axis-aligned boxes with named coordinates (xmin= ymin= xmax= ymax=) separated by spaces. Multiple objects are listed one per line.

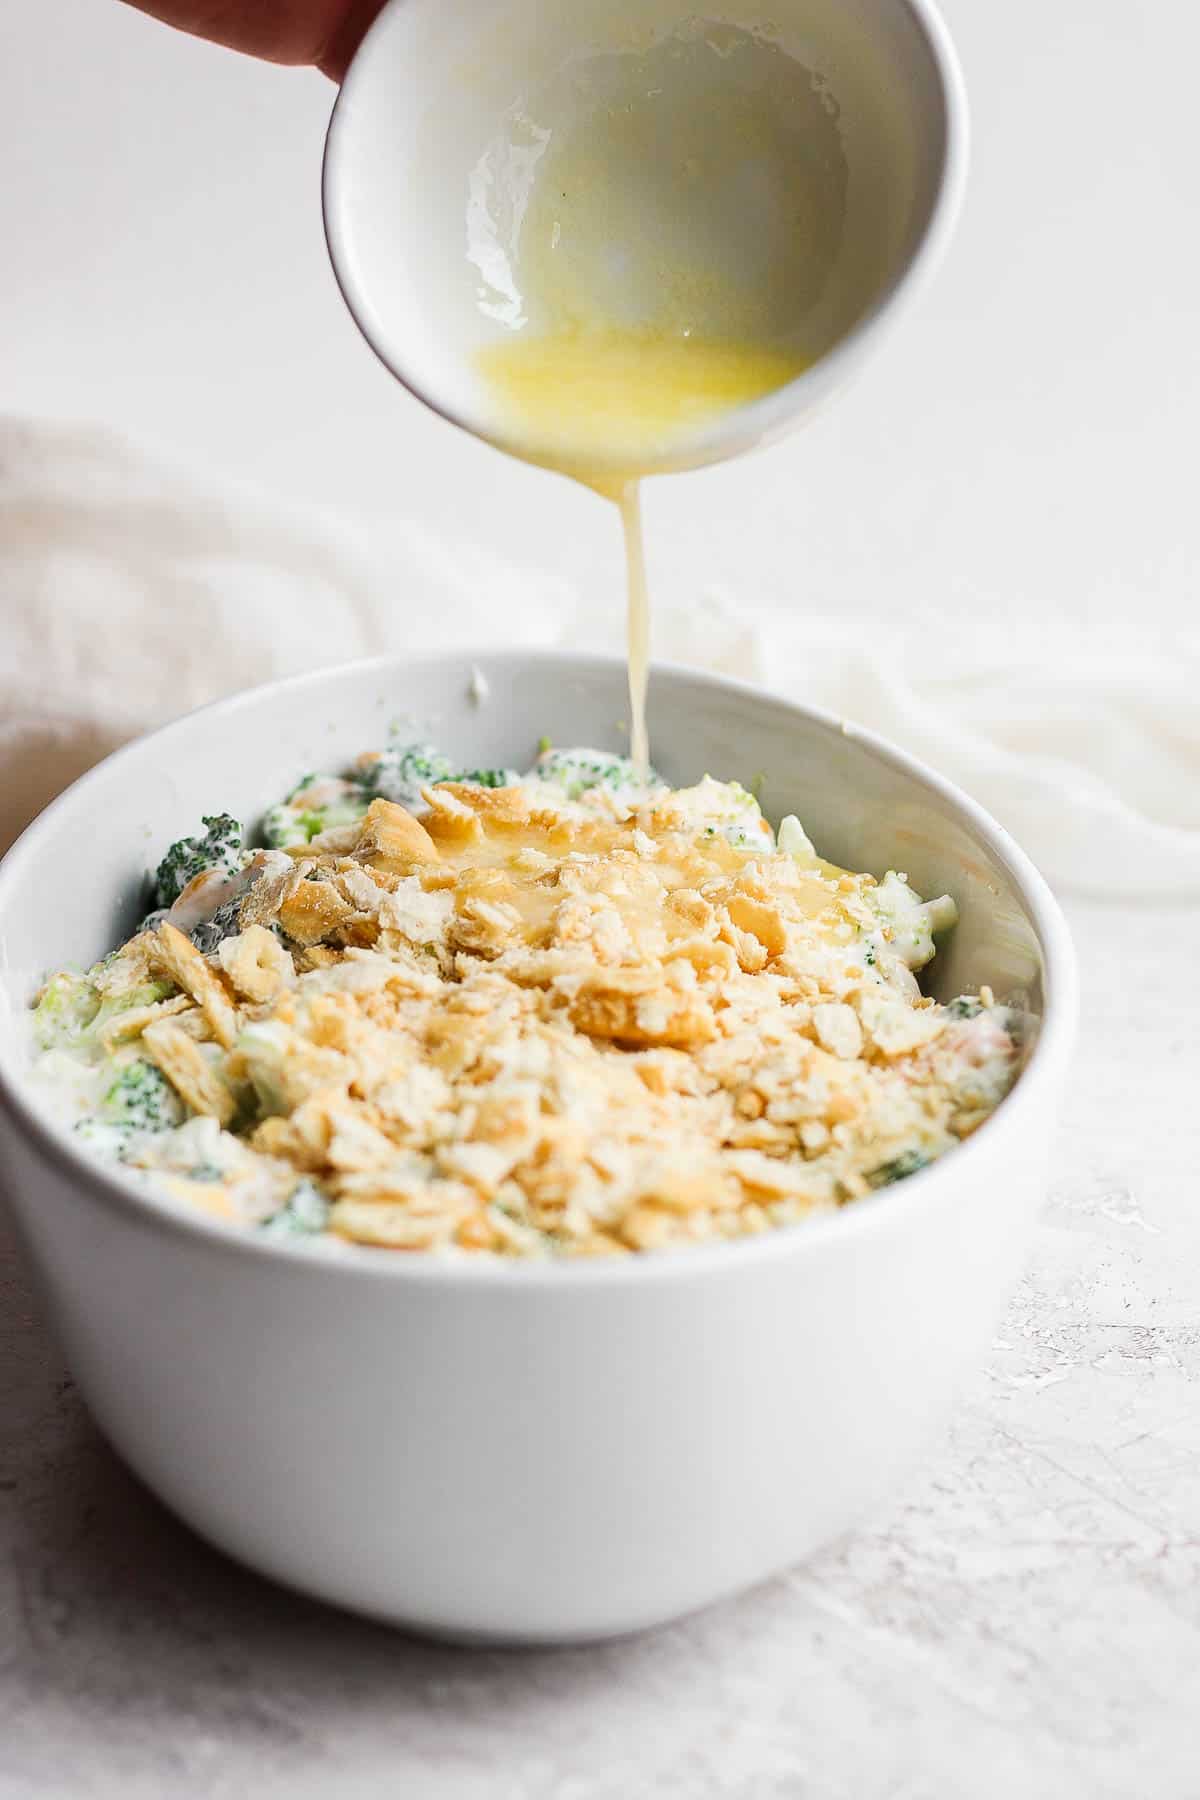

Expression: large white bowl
xmin=0 ymin=653 xmax=1076 ymax=1643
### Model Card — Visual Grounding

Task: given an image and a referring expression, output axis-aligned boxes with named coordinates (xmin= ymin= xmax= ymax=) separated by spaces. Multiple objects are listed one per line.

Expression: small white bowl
xmin=322 ymin=0 xmax=968 ymax=477
xmin=0 ymin=654 xmax=1074 ymax=1643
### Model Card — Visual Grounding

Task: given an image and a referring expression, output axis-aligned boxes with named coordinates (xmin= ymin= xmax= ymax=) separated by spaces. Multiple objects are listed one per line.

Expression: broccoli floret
xmin=101 ymin=1059 xmax=185 ymax=1133
xmin=93 ymin=983 xmax=174 ymax=1039
xmin=73 ymin=1116 xmax=137 ymax=1161
xmin=62 ymin=1056 xmax=183 ymax=1163
xmin=32 ymin=969 xmax=174 ymax=1054
xmin=261 ymin=776 xmax=369 ymax=849
xmin=866 ymin=873 xmax=958 ymax=973
xmin=358 ymin=743 xmax=455 ymax=811
xmin=867 ymin=1149 xmax=932 ymax=1189
xmin=351 ymin=743 xmax=518 ymax=813
xmin=261 ymin=1180 xmax=330 ymax=1238
xmin=153 ymin=814 xmax=243 ymax=909
xmin=531 ymin=747 xmax=660 ymax=801
xmin=32 ymin=971 xmax=100 ymax=1049
xmin=262 ymin=803 xmax=303 ymax=849
xmin=456 ymin=767 xmax=519 ymax=789
xmin=725 ymin=820 xmax=767 ymax=849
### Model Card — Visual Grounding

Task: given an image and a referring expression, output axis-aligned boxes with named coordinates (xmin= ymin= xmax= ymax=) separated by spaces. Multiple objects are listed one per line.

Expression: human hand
xmin=118 ymin=1 xmax=386 ymax=82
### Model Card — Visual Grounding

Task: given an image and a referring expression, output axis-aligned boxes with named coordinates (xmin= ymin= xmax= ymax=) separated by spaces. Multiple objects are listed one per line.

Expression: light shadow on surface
xmin=0 ymin=1189 xmax=768 ymax=1794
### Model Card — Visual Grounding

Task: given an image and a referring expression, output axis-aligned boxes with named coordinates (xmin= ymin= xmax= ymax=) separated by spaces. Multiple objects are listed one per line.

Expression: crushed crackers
xmin=27 ymin=742 xmax=1023 ymax=1256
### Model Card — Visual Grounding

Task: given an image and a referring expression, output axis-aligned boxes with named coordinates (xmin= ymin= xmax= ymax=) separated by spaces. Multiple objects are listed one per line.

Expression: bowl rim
xmin=320 ymin=0 xmax=970 ymax=479
xmin=0 ymin=648 xmax=1077 ymax=1289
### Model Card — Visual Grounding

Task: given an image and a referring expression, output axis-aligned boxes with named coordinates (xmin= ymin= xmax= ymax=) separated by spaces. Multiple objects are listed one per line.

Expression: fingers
xmin=116 ymin=0 xmax=386 ymax=79
xmin=315 ymin=0 xmax=388 ymax=81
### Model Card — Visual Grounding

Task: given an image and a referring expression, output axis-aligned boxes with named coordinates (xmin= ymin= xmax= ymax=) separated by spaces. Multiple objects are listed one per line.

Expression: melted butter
xmin=470 ymin=23 xmax=846 ymax=776
xmin=414 ymin=786 xmax=850 ymax=952
xmin=479 ymin=331 xmax=809 ymax=775
xmin=476 ymin=332 xmax=810 ymax=467
xmin=615 ymin=480 xmax=650 ymax=773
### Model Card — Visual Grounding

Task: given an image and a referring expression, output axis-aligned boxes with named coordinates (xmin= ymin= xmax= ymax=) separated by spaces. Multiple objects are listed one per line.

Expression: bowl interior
xmin=0 ymin=655 xmax=1045 ymax=1046
xmin=324 ymin=0 xmax=960 ymax=473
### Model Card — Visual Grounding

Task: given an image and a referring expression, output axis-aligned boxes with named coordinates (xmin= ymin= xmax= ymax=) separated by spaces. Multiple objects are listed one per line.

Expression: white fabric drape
xmin=2 ymin=416 xmax=1196 ymax=893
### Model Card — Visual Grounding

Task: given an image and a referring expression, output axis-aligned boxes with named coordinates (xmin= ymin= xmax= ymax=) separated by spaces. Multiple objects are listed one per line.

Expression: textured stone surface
xmin=2 ymin=899 xmax=1197 ymax=1797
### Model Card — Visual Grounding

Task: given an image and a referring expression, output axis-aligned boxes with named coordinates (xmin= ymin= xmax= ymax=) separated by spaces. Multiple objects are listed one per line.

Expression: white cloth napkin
xmin=2 ymin=415 xmax=1196 ymax=895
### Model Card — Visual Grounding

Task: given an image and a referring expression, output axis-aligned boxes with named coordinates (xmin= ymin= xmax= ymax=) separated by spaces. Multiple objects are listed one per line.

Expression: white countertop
xmin=2 ymin=0 xmax=1199 ymax=1791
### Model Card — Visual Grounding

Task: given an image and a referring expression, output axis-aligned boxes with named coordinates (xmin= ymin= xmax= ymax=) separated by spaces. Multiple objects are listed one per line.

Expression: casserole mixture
xmin=29 ymin=739 xmax=1021 ymax=1255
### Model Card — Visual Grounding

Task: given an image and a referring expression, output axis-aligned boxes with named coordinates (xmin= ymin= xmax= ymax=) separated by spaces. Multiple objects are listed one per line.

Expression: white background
xmin=3 ymin=5 xmax=1200 ymax=1796
xmin=2 ymin=0 xmax=1198 ymax=636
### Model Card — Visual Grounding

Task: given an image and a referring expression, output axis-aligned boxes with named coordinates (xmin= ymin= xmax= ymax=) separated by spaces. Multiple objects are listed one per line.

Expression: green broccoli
xmin=865 ymin=873 xmax=958 ymax=973
xmin=358 ymin=742 xmax=454 ymax=808
xmin=153 ymin=814 xmax=243 ymax=909
xmin=101 ymin=1059 xmax=185 ymax=1133
xmin=32 ymin=969 xmax=174 ymax=1055
xmin=73 ymin=1117 xmax=138 ymax=1160
xmin=531 ymin=747 xmax=660 ymax=801
xmin=261 ymin=1180 xmax=331 ymax=1238
xmin=261 ymin=775 xmax=370 ymax=849
xmin=867 ymin=1149 xmax=932 ymax=1189
xmin=31 ymin=970 xmax=101 ymax=1049
xmin=456 ymin=767 xmax=519 ymax=789
xmin=264 ymin=801 xmax=340 ymax=850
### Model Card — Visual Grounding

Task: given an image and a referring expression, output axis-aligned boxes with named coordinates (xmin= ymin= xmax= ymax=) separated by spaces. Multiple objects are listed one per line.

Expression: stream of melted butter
xmin=477 ymin=331 xmax=809 ymax=772
xmin=468 ymin=24 xmax=845 ymax=772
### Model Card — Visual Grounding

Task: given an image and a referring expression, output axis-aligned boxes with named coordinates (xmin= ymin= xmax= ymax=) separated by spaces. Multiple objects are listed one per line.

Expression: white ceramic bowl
xmin=322 ymin=0 xmax=967 ymax=477
xmin=0 ymin=654 xmax=1075 ymax=1644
